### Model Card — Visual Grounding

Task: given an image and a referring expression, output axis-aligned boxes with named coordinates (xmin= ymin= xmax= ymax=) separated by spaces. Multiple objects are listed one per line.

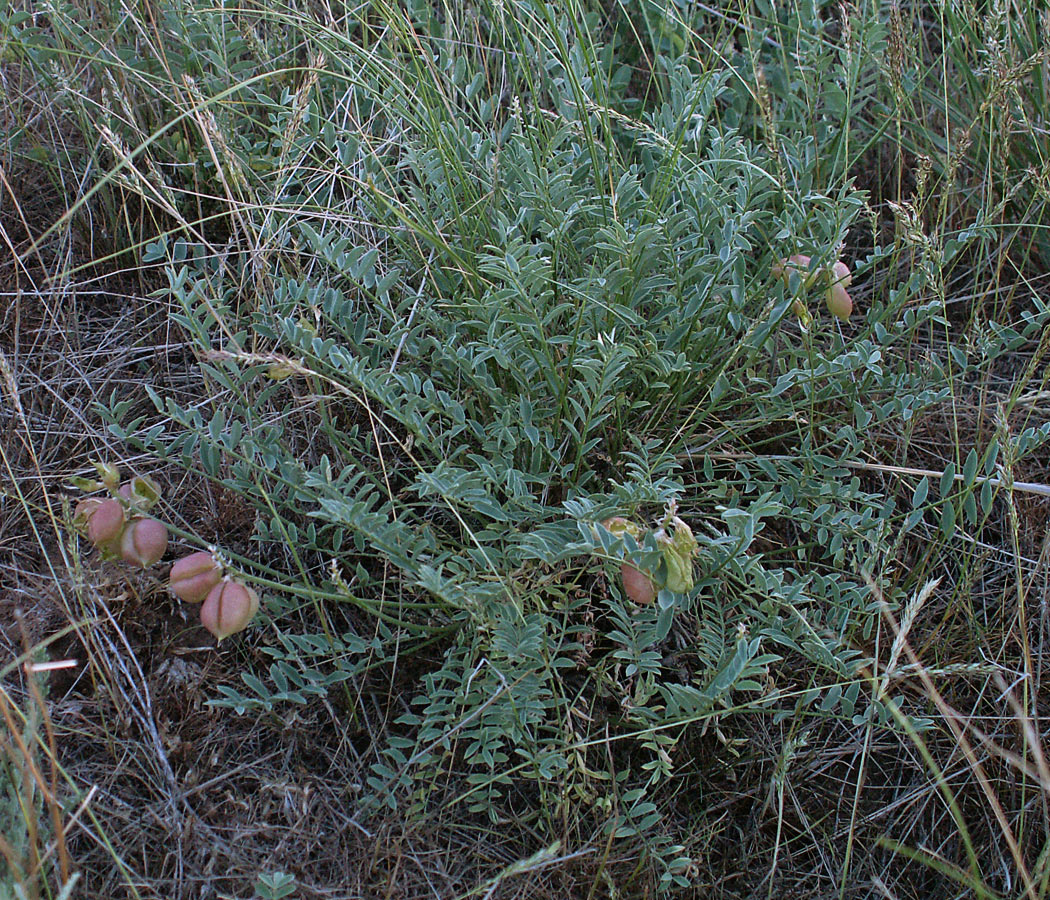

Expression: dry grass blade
xmin=0 ymin=620 xmax=78 ymax=898
xmin=866 ymin=572 xmax=1041 ymax=900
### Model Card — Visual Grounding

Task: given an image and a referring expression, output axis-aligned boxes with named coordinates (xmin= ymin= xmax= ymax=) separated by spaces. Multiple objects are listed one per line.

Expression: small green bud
xmin=655 ymin=512 xmax=698 ymax=594
xmin=94 ymin=462 xmax=121 ymax=490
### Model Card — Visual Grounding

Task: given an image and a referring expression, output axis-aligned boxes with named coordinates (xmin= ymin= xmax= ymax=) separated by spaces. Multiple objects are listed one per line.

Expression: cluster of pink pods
xmin=772 ymin=254 xmax=854 ymax=321
xmin=74 ymin=480 xmax=169 ymax=568
xmin=169 ymin=552 xmax=259 ymax=641
xmin=73 ymin=465 xmax=258 ymax=641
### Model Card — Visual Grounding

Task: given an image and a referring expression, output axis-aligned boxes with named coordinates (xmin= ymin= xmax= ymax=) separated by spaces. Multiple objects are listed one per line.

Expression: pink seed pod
xmin=73 ymin=498 xmax=104 ymax=535
xmin=830 ymin=260 xmax=852 ymax=288
xmin=620 ymin=562 xmax=657 ymax=606
xmin=119 ymin=517 xmax=169 ymax=567
xmin=168 ymin=551 xmax=223 ymax=604
xmin=87 ymin=499 xmax=126 ymax=549
xmin=773 ymin=254 xmax=817 ymax=287
xmin=200 ymin=579 xmax=259 ymax=641
xmin=772 ymin=253 xmax=811 ymax=278
xmin=825 ymin=282 xmax=853 ymax=321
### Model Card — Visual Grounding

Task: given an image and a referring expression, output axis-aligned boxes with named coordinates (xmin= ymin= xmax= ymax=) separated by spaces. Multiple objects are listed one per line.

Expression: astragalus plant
xmin=13 ymin=0 xmax=1042 ymax=892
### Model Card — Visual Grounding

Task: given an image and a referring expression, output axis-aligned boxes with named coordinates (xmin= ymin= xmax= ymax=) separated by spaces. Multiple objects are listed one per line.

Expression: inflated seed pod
xmin=830 ymin=260 xmax=852 ymax=287
xmin=600 ymin=516 xmax=641 ymax=540
xmin=773 ymin=254 xmax=818 ymax=288
xmin=620 ymin=562 xmax=657 ymax=606
xmin=73 ymin=498 xmax=104 ymax=535
xmin=118 ymin=475 xmax=162 ymax=511
xmin=200 ymin=579 xmax=259 ymax=641
xmin=87 ymin=499 xmax=126 ymax=550
xmin=825 ymin=282 xmax=853 ymax=320
xmin=119 ymin=517 xmax=169 ymax=567
xmin=169 ymin=551 xmax=223 ymax=604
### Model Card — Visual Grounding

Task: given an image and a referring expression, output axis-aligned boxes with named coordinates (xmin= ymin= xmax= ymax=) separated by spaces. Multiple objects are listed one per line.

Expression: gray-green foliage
xmin=77 ymin=0 xmax=1049 ymax=891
